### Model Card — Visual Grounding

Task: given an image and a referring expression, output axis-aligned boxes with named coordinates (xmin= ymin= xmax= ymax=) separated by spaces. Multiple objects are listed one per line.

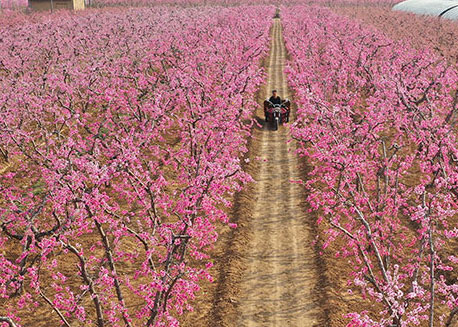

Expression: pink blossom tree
xmin=283 ymin=5 xmax=458 ymax=326
xmin=0 ymin=5 xmax=273 ymax=326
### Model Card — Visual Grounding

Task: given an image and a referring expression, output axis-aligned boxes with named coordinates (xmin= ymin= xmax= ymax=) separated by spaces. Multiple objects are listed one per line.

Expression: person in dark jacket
xmin=269 ymin=90 xmax=282 ymax=105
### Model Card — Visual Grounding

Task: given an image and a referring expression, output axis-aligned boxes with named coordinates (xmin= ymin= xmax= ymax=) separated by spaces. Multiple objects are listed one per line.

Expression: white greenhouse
xmin=393 ymin=0 xmax=458 ymax=20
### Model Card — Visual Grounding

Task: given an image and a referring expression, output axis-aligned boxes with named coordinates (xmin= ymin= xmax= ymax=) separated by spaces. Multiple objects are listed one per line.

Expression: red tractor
xmin=263 ymin=99 xmax=291 ymax=130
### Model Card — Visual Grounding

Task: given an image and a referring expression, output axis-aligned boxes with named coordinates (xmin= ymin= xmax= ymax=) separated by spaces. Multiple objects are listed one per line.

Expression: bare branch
xmin=39 ymin=289 xmax=72 ymax=327
xmin=0 ymin=317 xmax=17 ymax=327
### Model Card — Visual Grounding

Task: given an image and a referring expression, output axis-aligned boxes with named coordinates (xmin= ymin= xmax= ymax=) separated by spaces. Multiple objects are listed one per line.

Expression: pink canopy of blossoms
xmin=0 ymin=5 xmax=273 ymax=326
xmin=283 ymin=5 xmax=457 ymax=326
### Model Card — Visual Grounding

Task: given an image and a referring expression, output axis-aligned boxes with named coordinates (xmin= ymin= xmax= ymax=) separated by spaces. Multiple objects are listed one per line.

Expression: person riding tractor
xmin=264 ymin=90 xmax=291 ymax=130
xmin=269 ymin=89 xmax=283 ymax=105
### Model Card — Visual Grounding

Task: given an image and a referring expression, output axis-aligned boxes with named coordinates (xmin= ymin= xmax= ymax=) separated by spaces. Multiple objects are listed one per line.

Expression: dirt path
xmin=192 ymin=17 xmax=328 ymax=327
xmin=230 ymin=18 xmax=325 ymax=327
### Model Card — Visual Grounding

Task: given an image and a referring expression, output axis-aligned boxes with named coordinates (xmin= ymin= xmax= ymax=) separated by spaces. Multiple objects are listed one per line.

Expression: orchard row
xmin=284 ymin=6 xmax=457 ymax=327
xmin=0 ymin=6 xmax=272 ymax=326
